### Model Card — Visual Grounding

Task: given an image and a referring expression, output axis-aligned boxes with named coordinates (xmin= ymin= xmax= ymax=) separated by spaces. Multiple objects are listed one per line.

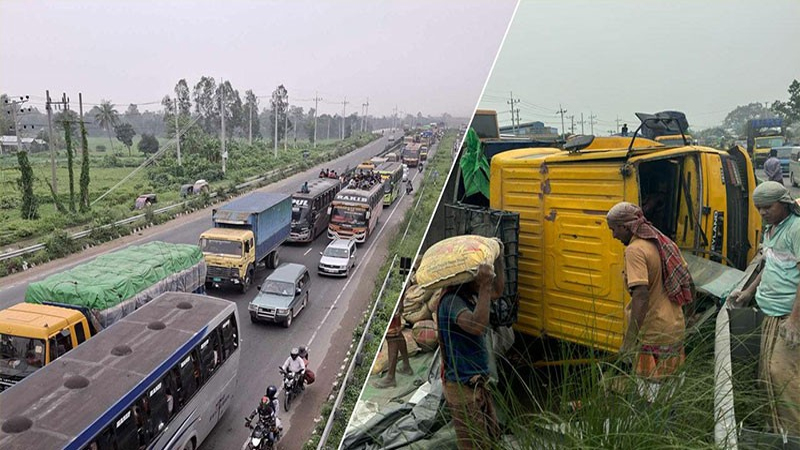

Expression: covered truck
xmin=200 ymin=191 xmax=291 ymax=292
xmin=0 ymin=241 xmax=205 ymax=391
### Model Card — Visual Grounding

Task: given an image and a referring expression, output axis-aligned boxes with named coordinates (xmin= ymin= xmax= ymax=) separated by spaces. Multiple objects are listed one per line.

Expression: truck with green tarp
xmin=0 ymin=242 xmax=205 ymax=391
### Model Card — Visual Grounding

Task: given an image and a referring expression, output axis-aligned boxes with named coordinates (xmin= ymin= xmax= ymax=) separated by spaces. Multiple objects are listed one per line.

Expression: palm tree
xmin=95 ymin=100 xmax=119 ymax=153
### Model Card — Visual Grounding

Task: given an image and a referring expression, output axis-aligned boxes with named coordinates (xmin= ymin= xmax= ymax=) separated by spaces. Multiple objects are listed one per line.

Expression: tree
xmin=270 ymin=85 xmax=289 ymax=143
xmin=59 ymin=111 xmax=77 ymax=212
xmin=125 ymin=103 xmax=140 ymax=117
xmin=244 ymin=90 xmax=261 ymax=143
xmin=305 ymin=107 xmax=317 ymax=144
xmin=722 ymin=102 xmax=776 ymax=136
xmin=17 ymin=151 xmax=38 ymax=220
xmin=217 ymin=80 xmax=243 ymax=139
xmin=193 ymin=76 xmax=219 ymax=134
xmin=175 ymin=79 xmax=192 ymax=117
xmin=79 ymin=114 xmax=91 ymax=212
xmin=115 ymin=122 xmax=136 ymax=156
xmin=95 ymin=100 xmax=120 ymax=153
xmin=138 ymin=133 xmax=159 ymax=155
xmin=772 ymin=79 xmax=800 ymax=125
xmin=0 ymin=94 xmax=14 ymax=137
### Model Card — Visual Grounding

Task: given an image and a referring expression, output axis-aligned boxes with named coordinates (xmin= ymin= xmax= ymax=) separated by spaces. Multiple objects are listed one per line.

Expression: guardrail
xmin=0 ymin=136 xmax=405 ymax=264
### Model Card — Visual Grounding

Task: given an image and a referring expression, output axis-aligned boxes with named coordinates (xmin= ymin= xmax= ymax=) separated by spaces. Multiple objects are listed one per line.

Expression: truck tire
xmin=240 ymin=265 xmax=254 ymax=293
xmin=266 ymin=251 xmax=280 ymax=269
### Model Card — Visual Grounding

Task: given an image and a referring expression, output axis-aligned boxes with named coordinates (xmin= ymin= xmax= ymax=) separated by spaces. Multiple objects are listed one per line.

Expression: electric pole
xmin=556 ymin=104 xmax=567 ymax=139
xmin=284 ymin=96 xmax=289 ymax=152
xmin=341 ymin=97 xmax=348 ymax=140
xmin=508 ymin=92 xmax=520 ymax=134
xmin=44 ymin=91 xmax=69 ymax=194
xmin=313 ymin=92 xmax=322 ymax=148
xmin=175 ymin=103 xmax=182 ymax=166
xmin=588 ymin=112 xmax=597 ymax=135
xmin=220 ymin=81 xmax=227 ymax=174
xmin=248 ymin=102 xmax=253 ymax=146
xmin=579 ymin=113 xmax=585 ymax=135
xmin=273 ymin=93 xmax=279 ymax=157
xmin=393 ymin=105 xmax=398 ymax=131
xmin=615 ymin=116 xmax=622 ymax=134
xmin=568 ymin=114 xmax=575 ymax=135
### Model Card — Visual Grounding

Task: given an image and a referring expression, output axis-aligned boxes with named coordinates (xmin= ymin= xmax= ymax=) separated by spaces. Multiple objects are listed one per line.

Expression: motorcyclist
xmin=246 ymin=396 xmax=275 ymax=428
xmin=282 ymin=347 xmax=307 ymax=390
xmin=265 ymin=385 xmax=282 ymax=430
xmin=405 ymin=179 xmax=413 ymax=194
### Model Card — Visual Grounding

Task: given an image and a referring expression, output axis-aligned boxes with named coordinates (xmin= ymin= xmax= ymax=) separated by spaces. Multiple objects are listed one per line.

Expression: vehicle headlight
xmin=277 ymin=308 xmax=288 ymax=314
xmin=248 ymin=303 xmax=257 ymax=311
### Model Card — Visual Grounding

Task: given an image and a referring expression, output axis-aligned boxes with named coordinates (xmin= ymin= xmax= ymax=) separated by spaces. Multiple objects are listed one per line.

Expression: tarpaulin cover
xmin=25 ymin=242 xmax=205 ymax=328
xmin=459 ymin=128 xmax=490 ymax=199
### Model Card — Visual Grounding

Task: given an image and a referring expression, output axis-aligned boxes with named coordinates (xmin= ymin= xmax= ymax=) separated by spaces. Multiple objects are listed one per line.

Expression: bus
xmin=328 ymin=182 xmax=384 ymax=243
xmin=289 ymin=178 xmax=341 ymax=243
xmin=402 ymin=143 xmax=421 ymax=168
xmin=375 ymin=162 xmax=403 ymax=206
xmin=0 ymin=292 xmax=239 ymax=450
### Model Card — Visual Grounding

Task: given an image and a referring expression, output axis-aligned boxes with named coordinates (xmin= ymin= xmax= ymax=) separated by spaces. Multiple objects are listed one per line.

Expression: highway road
xmin=0 ymin=133 xmax=437 ymax=449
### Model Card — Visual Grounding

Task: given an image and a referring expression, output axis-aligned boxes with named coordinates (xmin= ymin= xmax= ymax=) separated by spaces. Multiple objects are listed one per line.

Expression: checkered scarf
xmin=608 ymin=202 xmax=694 ymax=306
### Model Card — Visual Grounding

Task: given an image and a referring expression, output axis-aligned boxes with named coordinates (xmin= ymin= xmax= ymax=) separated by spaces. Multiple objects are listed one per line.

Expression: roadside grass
xmin=303 ymin=131 xmax=456 ymax=450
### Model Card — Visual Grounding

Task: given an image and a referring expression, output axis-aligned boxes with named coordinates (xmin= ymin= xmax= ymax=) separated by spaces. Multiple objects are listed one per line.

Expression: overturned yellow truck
xmin=488 ymin=122 xmax=760 ymax=352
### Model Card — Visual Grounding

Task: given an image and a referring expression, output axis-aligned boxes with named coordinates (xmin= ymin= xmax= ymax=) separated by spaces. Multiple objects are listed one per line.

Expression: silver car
xmin=318 ymin=238 xmax=357 ymax=277
xmin=249 ymin=263 xmax=310 ymax=328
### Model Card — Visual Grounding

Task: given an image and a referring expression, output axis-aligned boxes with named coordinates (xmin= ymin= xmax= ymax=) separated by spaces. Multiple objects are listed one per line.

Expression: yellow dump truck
xmin=488 ymin=130 xmax=760 ymax=352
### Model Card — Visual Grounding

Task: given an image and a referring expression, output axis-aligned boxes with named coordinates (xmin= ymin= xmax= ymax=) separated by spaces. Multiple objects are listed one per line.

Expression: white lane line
xmin=304 ymin=247 xmax=313 ymax=256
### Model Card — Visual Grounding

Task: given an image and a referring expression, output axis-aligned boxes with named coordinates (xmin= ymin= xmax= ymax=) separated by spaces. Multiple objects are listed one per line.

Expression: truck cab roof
xmin=200 ymin=227 xmax=252 ymax=240
xmin=0 ymin=304 xmax=83 ymax=339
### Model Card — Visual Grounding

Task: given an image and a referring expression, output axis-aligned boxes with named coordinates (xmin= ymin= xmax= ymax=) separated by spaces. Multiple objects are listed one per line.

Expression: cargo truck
xmin=0 ymin=241 xmax=206 ymax=391
xmin=746 ymin=117 xmax=786 ymax=168
xmin=200 ymin=192 xmax=291 ymax=292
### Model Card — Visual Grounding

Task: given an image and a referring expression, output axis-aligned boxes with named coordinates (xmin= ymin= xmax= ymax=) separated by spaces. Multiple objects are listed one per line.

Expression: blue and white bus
xmin=0 ymin=292 xmax=239 ymax=450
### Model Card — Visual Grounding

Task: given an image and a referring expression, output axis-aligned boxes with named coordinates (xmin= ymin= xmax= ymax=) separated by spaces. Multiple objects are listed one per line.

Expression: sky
xmin=480 ymin=0 xmax=800 ymax=133
xmin=0 ymin=0 xmax=517 ymax=119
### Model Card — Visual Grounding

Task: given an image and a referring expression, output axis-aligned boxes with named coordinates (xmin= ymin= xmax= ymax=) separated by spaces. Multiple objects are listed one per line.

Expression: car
xmin=249 ymin=263 xmax=310 ymax=328
xmin=180 ymin=179 xmax=210 ymax=197
xmin=318 ymin=238 xmax=357 ymax=277
xmin=402 ymin=164 xmax=409 ymax=181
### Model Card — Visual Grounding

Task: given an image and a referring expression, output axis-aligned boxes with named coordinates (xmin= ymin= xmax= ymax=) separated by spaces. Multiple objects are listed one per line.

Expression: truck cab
xmin=0 ymin=303 xmax=90 ymax=391
xmin=200 ymin=228 xmax=259 ymax=291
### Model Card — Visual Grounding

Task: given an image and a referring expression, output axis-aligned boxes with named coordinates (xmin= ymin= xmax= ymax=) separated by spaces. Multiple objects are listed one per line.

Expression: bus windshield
xmin=756 ymin=137 xmax=786 ymax=148
xmin=292 ymin=206 xmax=309 ymax=222
xmin=331 ymin=206 xmax=367 ymax=227
xmin=0 ymin=333 xmax=46 ymax=374
xmin=200 ymin=239 xmax=242 ymax=257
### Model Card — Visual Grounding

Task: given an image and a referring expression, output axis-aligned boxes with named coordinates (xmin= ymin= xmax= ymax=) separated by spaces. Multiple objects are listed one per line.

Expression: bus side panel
xmin=491 ymin=158 xmax=547 ymax=337
xmin=542 ymin=162 xmax=626 ymax=352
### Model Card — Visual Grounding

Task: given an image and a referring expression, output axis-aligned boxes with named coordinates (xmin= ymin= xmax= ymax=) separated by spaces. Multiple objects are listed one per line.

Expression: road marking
xmin=304 ymin=247 xmax=313 ymax=256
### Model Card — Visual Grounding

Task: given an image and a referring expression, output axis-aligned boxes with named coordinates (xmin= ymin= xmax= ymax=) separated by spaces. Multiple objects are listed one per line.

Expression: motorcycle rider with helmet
xmin=245 ymin=396 xmax=280 ymax=447
xmin=264 ymin=385 xmax=282 ymax=430
xmin=281 ymin=347 xmax=307 ymax=390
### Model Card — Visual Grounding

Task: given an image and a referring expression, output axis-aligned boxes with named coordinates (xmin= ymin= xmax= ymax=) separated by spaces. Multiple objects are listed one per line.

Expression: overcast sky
xmin=481 ymin=0 xmax=800 ymax=133
xmin=0 ymin=0 xmax=517 ymax=118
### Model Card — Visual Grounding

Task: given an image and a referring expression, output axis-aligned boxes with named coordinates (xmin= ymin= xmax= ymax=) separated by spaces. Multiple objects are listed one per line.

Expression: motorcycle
xmin=279 ymin=367 xmax=304 ymax=412
xmin=244 ymin=415 xmax=280 ymax=450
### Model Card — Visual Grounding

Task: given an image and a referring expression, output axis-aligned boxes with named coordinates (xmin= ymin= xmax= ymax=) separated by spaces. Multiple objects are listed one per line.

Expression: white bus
xmin=0 ymin=292 xmax=239 ymax=450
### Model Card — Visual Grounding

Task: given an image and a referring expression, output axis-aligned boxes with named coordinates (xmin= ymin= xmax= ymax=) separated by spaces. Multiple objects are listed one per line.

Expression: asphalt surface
xmin=0 ymin=134 xmax=434 ymax=450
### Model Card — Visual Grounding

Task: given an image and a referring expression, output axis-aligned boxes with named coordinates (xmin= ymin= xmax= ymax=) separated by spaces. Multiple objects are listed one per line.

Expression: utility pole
xmin=175 ymin=104 xmax=182 ymax=166
xmin=341 ymin=97 xmax=348 ymax=140
xmin=556 ymin=104 xmax=567 ymax=139
xmin=393 ymin=105 xmax=398 ymax=131
xmin=273 ymin=95 xmax=279 ymax=157
xmin=364 ymin=97 xmax=369 ymax=132
xmin=588 ymin=112 xmax=597 ymax=135
xmin=615 ymin=116 xmax=622 ymax=134
xmin=313 ymin=92 xmax=322 ymax=148
xmin=284 ymin=97 xmax=289 ymax=152
xmin=220 ymin=81 xmax=227 ymax=174
xmin=568 ymin=115 xmax=575 ymax=135
xmin=579 ymin=113 xmax=585 ymax=135
xmin=44 ymin=91 xmax=61 ymax=194
xmin=508 ymin=91 xmax=520 ymax=134
xmin=248 ymin=102 xmax=253 ymax=146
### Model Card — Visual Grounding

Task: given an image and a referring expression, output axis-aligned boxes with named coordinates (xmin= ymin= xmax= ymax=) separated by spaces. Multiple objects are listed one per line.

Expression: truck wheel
xmin=793 ymin=173 xmax=798 ymax=187
xmin=283 ymin=311 xmax=293 ymax=328
xmin=240 ymin=266 xmax=254 ymax=293
xmin=266 ymin=251 xmax=280 ymax=269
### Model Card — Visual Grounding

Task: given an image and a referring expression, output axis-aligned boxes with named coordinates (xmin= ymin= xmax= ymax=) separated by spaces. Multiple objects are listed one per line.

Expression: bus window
xmin=113 ymin=408 xmax=139 ymax=450
xmin=147 ymin=380 xmax=170 ymax=434
xmin=199 ymin=334 xmax=218 ymax=378
xmin=220 ymin=315 xmax=238 ymax=358
xmin=178 ymin=353 xmax=198 ymax=400
xmin=82 ymin=426 xmax=114 ymax=450
xmin=166 ymin=368 xmax=182 ymax=413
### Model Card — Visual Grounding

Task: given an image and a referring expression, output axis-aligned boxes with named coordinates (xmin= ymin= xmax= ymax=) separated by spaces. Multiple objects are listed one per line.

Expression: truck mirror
xmin=327 ymin=207 xmax=332 ymax=215
xmin=365 ymin=211 xmax=371 ymax=220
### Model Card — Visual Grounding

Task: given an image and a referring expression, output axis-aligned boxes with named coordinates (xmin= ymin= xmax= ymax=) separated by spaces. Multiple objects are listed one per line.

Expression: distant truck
xmin=746 ymin=117 xmax=786 ymax=168
xmin=0 ymin=241 xmax=205 ymax=391
xmin=200 ymin=192 xmax=291 ymax=292
xmin=402 ymin=143 xmax=421 ymax=167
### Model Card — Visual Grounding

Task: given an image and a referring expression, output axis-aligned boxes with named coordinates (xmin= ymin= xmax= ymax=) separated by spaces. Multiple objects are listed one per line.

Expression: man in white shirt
xmin=282 ymin=347 xmax=306 ymax=388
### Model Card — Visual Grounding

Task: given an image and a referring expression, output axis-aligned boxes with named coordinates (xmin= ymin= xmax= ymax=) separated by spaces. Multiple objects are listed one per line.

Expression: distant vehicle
xmin=746 ymin=117 xmax=786 ymax=168
xmin=134 ymin=193 xmax=157 ymax=209
xmin=785 ymin=147 xmax=800 ymax=186
xmin=385 ymin=152 xmax=399 ymax=162
xmin=181 ymin=179 xmax=210 ymax=197
xmin=357 ymin=160 xmax=376 ymax=171
xmin=318 ymin=238 xmax=357 ymax=277
xmin=201 ymin=192 xmax=291 ymax=292
xmin=328 ymin=183 xmax=384 ymax=243
xmin=419 ymin=145 xmax=429 ymax=162
xmin=249 ymin=263 xmax=310 ymax=328
xmin=402 ymin=164 xmax=409 ymax=181
xmin=0 ymin=292 xmax=239 ymax=450
xmin=375 ymin=162 xmax=403 ymax=206
xmin=289 ymin=178 xmax=341 ymax=243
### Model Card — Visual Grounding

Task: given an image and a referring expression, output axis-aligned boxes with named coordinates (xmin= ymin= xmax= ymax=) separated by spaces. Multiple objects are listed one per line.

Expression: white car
xmin=318 ymin=238 xmax=357 ymax=277
xmin=402 ymin=164 xmax=409 ymax=181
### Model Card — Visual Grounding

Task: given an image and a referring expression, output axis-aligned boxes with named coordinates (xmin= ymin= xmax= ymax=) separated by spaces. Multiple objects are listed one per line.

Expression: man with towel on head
xmin=729 ymin=181 xmax=800 ymax=435
xmin=607 ymin=201 xmax=694 ymax=403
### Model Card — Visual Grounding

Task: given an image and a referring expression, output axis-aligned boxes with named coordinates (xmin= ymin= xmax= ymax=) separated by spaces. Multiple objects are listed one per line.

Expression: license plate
xmin=212 ymin=277 xmax=222 ymax=282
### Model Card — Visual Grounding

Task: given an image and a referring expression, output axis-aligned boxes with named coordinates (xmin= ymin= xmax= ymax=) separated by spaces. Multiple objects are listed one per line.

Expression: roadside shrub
xmin=96 ymin=144 xmax=107 ymax=152
xmin=44 ymin=228 xmax=79 ymax=258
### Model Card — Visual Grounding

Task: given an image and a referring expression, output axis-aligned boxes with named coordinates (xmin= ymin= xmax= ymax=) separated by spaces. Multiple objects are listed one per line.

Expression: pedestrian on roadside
xmin=606 ymin=201 xmax=692 ymax=403
xmin=764 ymin=149 xmax=785 ymax=184
xmin=438 ymin=255 xmax=505 ymax=449
xmin=373 ymin=301 xmax=413 ymax=389
xmin=729 ymin=181 xmax=800 ymax=435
